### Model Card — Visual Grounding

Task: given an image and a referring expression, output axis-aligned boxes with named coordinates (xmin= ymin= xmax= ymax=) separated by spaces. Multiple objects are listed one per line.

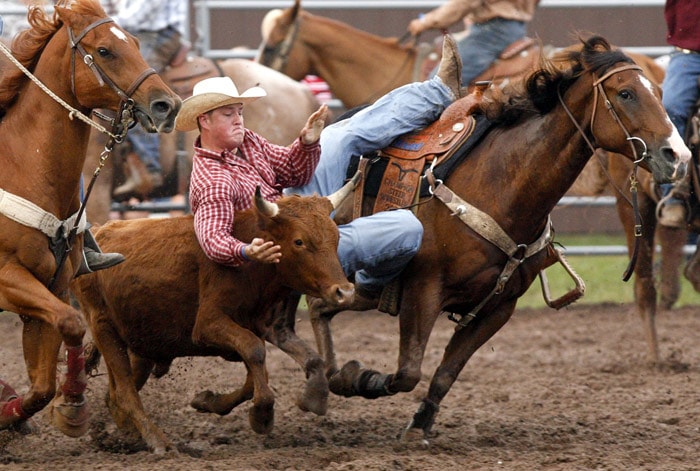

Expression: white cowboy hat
xmin=175 ymin=76 xmax=267 ymax=132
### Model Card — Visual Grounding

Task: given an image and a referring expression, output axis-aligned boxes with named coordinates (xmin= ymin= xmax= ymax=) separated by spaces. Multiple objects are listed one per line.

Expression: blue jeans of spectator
xmin=430 ymin=18 xmax=526 ymax=87
xmin=286 ymin=77 xmax=453 ymax=291
xmin=660 ymin=50 xmax=700 ymax=200
xmin=125 ymin=27 xmax=181 ymax=175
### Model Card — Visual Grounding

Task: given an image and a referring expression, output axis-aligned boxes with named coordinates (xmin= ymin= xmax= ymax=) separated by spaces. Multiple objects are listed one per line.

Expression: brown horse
xmin=257 ymin=0 xmax=665 ymax=112
xmin=83 ymin=57 xmax=321 ymax=224
xmin=258 ymin=0 xmax=685 ymax=365
xmin=0 ymin=0 xmax=180 ymax=436
xmin=304 ymin=37 xmax=689 ymax=442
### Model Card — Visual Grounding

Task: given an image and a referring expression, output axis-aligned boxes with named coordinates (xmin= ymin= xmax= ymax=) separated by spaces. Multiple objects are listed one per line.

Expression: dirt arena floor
xmin=1 ymin=301 xmax=700 ymax=470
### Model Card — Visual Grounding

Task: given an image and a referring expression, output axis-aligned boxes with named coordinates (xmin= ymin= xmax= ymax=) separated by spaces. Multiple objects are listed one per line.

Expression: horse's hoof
xmin=48 ymin=396 xmax=91 ymax=438
xmin=328 ymin=360 xmax=362 ymax=397
xmin=249 ymin=402 xmax=274 ymax=434
xmin=400 ymin=425 xmax=430 ymax=446
xmin=297 ymin=372 xmax=328 ymax=416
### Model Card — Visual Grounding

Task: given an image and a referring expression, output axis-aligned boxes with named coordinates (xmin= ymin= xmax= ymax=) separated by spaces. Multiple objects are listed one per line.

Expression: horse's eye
xmin=97 ymin=47 xmax=112 ymax=58
xmin=294 ymin=239 xmax=303 ymax=247
xmin=618 ymin=90 xmax=633 ymax=101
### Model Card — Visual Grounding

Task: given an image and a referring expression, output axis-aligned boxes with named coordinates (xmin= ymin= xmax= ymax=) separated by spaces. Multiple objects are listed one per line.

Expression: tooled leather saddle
xmin=351 ymin=86 xmax=493 ymax=219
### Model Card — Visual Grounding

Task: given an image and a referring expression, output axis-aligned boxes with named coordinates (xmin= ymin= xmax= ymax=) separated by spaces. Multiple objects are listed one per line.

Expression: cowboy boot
xmin=436 ymin=34 xmax=463 ymax=100
xmin=76 ymin=229 xmax=125 ymax=276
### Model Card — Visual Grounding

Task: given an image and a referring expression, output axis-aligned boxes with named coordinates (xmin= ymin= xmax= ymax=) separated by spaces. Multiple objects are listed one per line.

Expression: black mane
xmin=482 ymin=36 xmax=635 ymax=124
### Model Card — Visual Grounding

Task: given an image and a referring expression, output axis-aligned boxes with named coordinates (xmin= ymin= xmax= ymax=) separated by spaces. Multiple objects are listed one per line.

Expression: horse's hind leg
xmin=265 ymin=293 xmax=328 ymax=415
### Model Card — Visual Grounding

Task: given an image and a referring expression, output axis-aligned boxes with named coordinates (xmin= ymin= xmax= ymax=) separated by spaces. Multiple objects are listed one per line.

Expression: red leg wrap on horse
xmin=1 ymin=396 xmax=31 ymax=420
xmin=61 ymin=345 xmax=87 ymax=397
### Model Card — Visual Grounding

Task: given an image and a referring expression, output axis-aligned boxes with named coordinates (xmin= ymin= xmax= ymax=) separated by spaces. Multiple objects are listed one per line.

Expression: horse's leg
xmin=0 ymin=318 xmax=61 ymax=431
xmin=0 ymin=268 xmax=89 ymax=436
xmin=404 ymin=300 xmax=517 ymax=442
xmin=325 ymin=278 xmax=441 ymax=399
xmin=656 ymin=225 xmax=688 ymax=309
xmin=616 ymin=193 xmax=660 ymax=364
xmin=191 ymin=313 xmax=275 ymax=434
xmin=307 ymin=296 xmax=341 ymax=378
xmin=264 ymin=293 xmax=328 ymax=416
xmin=683 ymin=238 xmax=700 ymax=292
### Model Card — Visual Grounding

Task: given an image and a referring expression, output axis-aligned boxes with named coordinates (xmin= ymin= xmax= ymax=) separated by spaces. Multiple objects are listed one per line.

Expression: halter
xmin=259 ymin=15 xmax=300 ymax=72
xmin=558 ymin=63 xmax=647 ymax=282
xmin=68 ymin=17 xmax=156 ymax=106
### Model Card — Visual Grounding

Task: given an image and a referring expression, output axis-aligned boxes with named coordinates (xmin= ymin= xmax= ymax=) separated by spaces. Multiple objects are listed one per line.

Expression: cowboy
xmin=177 ymin=35 xmax=464 ymax=311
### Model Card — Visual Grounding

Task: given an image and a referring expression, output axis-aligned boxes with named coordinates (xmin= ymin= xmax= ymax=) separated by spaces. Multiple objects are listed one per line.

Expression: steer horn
xmin=254 ymin=186 xmax=279 ymax=217
xmin=327 ymin=171 xmax=361 ymax=210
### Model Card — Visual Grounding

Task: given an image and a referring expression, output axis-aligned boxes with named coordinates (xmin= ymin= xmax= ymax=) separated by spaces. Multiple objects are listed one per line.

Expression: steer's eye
xmin=294 ymin=239 xmax=303 ymax=247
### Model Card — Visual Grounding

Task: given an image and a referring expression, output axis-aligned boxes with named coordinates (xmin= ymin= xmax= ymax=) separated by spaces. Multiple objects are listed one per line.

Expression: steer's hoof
xmin=249 ymin=402 xmax=274 ymax=434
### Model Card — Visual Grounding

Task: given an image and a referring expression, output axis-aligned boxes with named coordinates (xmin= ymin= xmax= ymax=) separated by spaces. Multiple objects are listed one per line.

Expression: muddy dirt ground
xmin=1 ymin=301 xmax=699 ymax=470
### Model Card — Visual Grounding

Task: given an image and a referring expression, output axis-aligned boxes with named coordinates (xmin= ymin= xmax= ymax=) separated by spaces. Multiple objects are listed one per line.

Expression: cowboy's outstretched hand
xmin=301 ymin=104 xmax=328 ymax=145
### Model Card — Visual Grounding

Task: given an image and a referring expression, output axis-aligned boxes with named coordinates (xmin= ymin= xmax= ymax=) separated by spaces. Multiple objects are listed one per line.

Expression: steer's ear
xmin=253 ymin=186 xmax=279 ymax=217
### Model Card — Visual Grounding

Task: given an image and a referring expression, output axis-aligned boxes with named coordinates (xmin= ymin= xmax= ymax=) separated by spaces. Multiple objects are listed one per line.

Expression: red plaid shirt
xmin=189 ymin=130 xmax=320 ymax=266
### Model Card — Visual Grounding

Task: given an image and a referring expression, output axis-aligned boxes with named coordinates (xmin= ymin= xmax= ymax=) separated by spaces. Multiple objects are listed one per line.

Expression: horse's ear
xmin=292 ymin=0 xmax=301 ymax=19
xmin=54 ymin=6 xmax=75 ymax=26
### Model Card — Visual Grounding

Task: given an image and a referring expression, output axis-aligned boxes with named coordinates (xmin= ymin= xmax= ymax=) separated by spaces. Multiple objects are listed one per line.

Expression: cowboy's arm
xmin=409 ymin=0 xmax=478 ymax=35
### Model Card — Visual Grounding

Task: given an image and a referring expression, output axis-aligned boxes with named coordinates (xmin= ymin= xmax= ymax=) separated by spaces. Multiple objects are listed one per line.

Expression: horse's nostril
xmin=151 ymin=100 xmax=172 ymax=117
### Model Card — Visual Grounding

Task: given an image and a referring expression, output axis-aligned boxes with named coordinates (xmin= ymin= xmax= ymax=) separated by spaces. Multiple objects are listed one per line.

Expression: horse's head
xmin=257 ymin=0 xmax=313 ymax=80
xmin=51 ymin=0 xmax=181 ymax=132
xmin=564 ymin=37 xmax=689 ymax=184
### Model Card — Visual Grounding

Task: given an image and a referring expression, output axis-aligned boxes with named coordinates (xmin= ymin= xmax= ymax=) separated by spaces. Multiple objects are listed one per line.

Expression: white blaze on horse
xmin=0 ymin=0 xmax=180 ymax=436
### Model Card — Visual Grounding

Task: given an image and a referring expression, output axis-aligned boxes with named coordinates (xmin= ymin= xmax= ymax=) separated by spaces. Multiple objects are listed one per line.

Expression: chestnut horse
xmin=307 ymin=37 xmax=689 ymax=442
xmin=0 ymin=0 xmax=180 ymax=436
xmin=83 ymin=58 xmax=321 ymax=224
xmin=258 ymin=1 xmax=687 ymax=366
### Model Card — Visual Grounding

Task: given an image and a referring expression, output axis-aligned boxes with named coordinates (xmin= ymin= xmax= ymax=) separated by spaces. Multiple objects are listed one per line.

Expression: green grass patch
xmin=518 ymin=233 xmax=700 ymax=309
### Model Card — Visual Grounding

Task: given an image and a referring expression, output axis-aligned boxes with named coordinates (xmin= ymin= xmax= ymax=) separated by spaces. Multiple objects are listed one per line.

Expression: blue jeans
xmin=660 ymin=51 xmax=700 ymax=199
xmin=286 ymin=78 xmax=453 ymax=290
xmin=430 ymin=18 xmax=527 ymax=86
xmin=125 ymin=27 xmax=181 ymax=174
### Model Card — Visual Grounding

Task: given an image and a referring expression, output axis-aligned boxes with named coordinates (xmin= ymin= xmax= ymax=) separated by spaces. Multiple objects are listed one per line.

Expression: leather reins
xmin=57 ymin=17 xmax=156 ymax=287
xmin=558 ymin=63 xmax=648 ymax=281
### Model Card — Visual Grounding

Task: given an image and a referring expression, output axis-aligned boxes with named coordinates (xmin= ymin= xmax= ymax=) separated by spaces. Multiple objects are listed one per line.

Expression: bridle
xmin=259 ymin=15 xmax=300 ymax=72
xmin=0 ymin=14 xmax=158 ymax=288
xmin=558 ymin=62 xmax=650 ymax=281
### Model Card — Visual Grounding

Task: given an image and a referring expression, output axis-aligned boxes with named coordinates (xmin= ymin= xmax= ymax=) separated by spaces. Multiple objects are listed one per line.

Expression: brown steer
xmin=71 ymin=188 xmax=354 ymax=454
